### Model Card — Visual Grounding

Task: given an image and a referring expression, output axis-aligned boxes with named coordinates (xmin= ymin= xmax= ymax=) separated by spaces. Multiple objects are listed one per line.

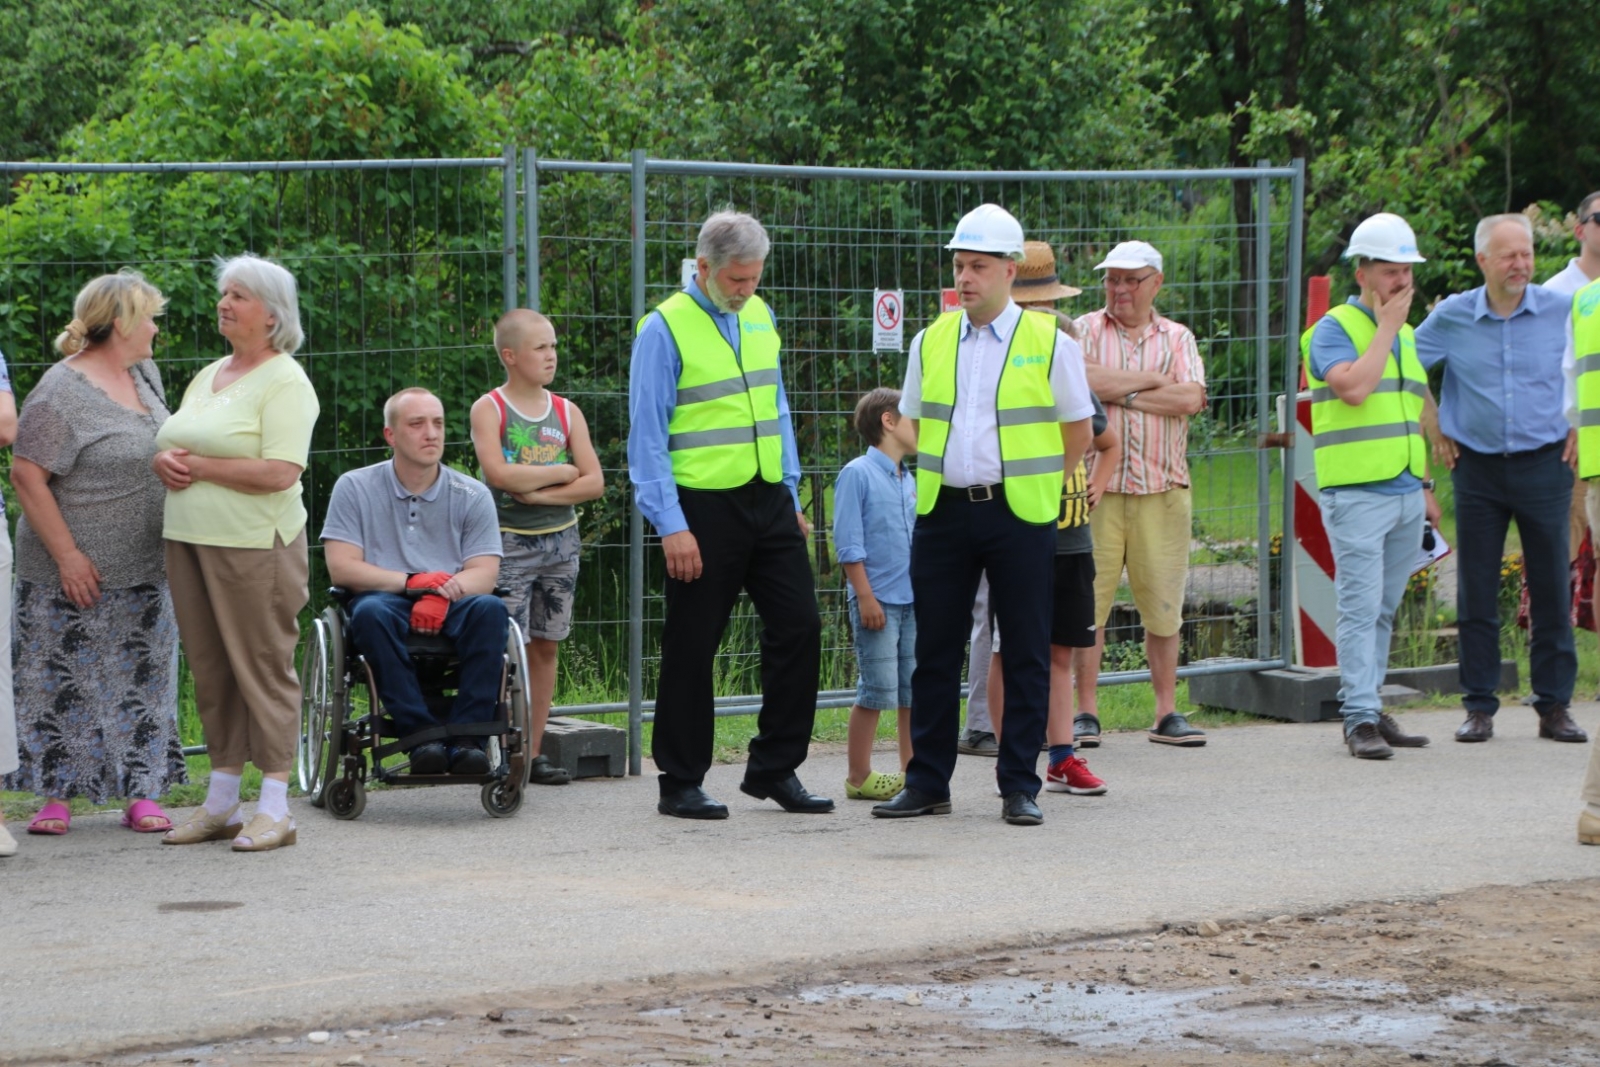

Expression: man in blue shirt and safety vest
xmin=872 ymin=204 xmax=1095 ymax=825
xmin=1302 ymin=213 xmax=1442 ymax=759
xmin=1417 ymin=213 xmax=1586 ymax=745
xmin=627 ymin=210 xmax=831 ymax=820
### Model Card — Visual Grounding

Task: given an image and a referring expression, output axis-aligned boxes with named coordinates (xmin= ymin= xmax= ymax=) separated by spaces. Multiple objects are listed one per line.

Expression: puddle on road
xmin=799 ymin=976 xmax=1518 ymax=1052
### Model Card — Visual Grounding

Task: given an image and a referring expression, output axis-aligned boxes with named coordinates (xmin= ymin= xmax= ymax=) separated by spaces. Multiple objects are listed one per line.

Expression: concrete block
xmin=541 ymin=716 xmax=627 ymax=779
xmin=1186 ymin=659 xmax=1518 ymax=722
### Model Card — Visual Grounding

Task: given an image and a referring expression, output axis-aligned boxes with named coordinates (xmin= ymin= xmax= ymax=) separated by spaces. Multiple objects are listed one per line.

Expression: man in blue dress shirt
xmin=1416 ymin=213 xmax=1588 ymax=745
xmin=627 ymin=210 xmax=831 ymax=820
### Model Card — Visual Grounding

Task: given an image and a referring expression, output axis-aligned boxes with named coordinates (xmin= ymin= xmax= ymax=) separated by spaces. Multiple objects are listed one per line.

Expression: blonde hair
xmin=384 ymin=386 xmax=439 ymax=428
xmin=493 ymin=308 xmax=552 ymax=358
xmin=54 ymin=270 xmax=167 ymax=357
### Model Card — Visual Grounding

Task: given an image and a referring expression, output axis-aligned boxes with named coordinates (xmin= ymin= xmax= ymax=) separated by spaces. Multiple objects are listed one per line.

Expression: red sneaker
xmin=1044 ymin=755 xmax=1106 ymax=795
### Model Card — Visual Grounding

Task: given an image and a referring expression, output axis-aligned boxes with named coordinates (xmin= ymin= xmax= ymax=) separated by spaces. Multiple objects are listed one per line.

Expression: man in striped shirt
xmin=1071 ymin=241 xmax=1210 ymax=748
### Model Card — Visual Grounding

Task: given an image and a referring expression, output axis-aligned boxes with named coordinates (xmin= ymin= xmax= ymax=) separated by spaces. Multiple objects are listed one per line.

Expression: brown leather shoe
xmin=1377 ymin=712 xmax=1430 ymax=748
xmin=1346 ymin=722 xmax=1394 ymax=759
xmin=1454 ymin=712 xmax=1494 ymax=743
xmin=1538 ymin=704 xmax=1588 ymax=743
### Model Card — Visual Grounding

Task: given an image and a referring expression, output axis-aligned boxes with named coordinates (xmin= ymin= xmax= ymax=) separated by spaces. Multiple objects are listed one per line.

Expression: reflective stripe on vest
xmin=1299 ymin=303 xmax=1427 ymax=489
xmin=1575 ymin=280 xmax=1600 ymax=479
xmin=914 ymin=309 xmax=1065 ymax=524
xmin=643 ymin=291 xmax=784 ymax=489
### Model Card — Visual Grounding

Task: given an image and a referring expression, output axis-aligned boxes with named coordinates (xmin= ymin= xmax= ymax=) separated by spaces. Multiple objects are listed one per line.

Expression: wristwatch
xmin=1421 ymin=478 xmax=1435 ymax=491
xmin=1124 ymin=390 xmax=1140 ymax=406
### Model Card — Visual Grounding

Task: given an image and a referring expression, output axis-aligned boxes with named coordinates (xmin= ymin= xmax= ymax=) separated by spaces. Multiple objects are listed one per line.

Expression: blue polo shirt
xmin=831 ymin=446 xmax=915 ymax=605
xmin=1414 ymin=283 xmax=1572 ymax=454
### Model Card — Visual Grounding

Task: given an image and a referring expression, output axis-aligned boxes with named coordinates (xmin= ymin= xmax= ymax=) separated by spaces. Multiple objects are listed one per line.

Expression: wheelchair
xmin=296 ymin=588 xmax=533 ymax=819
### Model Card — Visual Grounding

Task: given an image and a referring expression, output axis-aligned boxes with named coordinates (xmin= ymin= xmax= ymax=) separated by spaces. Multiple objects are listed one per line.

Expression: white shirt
xmin=1543 ymin=264 xmax=1596 ymax=425
xmin=899 ymin=301 xmax=1095 ymax=487
xmin=1545 ymin=258 xmax=1597 ymax=297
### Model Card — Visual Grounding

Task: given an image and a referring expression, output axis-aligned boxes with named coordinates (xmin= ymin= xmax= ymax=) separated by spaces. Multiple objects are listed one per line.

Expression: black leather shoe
xmin=871 ymin=787 xmax=952 ymax=818
xmin=1538 ymin=704 xmax=1589 ymax=743
xmin=1455 ymin=711 xmax=1494 ymax=742
xmin=657 ymin=784 xmax=729 ymax=820
xmin=739 ymin=774 xmax=834 ymax=813
xmin=409 ymin=742 xmax=448 ymax=775
xmin=1001 ymin=791 xmax=1043 ymax=825
xmin=449 ymin=745 xmax=490 ymax=775
xmin=1346 ymin=722 xmax=1394 ymax=760
xmin=527 ymin=754 xmax=572 ymax=785
xmin=1377 ymin=712 xmax=1429 ymax=748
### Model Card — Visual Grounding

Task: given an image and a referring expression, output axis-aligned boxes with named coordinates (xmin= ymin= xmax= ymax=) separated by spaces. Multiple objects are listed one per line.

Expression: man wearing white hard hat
xmin=1302 ymin=213 xmax=1442 ymax=759
xmin=872 ymin=205 xmax=1095 ymax=826
xmin=1416 ymin=214 xmax=1584 ymax=745
xmin=1072 ymin=240 xmax=1209 ymax=748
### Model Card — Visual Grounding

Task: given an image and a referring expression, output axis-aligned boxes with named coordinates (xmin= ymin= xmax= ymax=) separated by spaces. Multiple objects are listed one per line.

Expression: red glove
xmin=406 ymin=571 xmax=451 ymax=591
xmin=411 ymin=593 xmax=449 ymax=633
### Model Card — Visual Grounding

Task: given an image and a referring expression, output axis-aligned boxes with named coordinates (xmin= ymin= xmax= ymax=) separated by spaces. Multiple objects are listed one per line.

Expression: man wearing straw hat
xmin=1072 ymin=240 xmax=1209 ymax=749
xmin=872 ymin=206 xmax=1095 ymax=826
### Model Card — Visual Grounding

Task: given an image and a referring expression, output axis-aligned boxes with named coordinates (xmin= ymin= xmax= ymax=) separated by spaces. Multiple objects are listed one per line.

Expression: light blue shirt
xmin=1414 ymin=283 xmax=1572 ymax=454
xmin=1308 ymin=297 xmax=1422 ymax=495
xmin=831 ymin=446 xmax=915 ymax=605
xmin=626 ymin=277 xmax=803 ymax=537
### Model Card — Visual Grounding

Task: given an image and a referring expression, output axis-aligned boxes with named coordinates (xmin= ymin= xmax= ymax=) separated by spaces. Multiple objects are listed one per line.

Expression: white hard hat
xmin=946 ymin=204 xmax=1026 ymax=261
xmin=1344 ymin=213 xmax=1426 ymax=263
xmin=1093 ymin=240 xmax=1163 ymax=273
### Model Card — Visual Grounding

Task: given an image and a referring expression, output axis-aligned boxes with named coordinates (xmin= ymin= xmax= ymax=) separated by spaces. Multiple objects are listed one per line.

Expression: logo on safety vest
xmin=1011 ymin=354 xmax=1047 ymax=367
xmin=1578 ymin=287 xmax=1600 ymax=318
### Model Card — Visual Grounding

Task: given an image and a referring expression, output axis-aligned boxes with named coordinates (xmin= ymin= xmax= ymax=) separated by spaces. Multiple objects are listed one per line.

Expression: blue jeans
xmin=1452 ymin=444 xmax=1574 ymax=715
xmin=345 ymin=593 xmax=509 ymax=742
xmin=1322 ymin=488 xmax=1425 ymax=733
xmin=850 ymin=599 xmax=915 ymax=710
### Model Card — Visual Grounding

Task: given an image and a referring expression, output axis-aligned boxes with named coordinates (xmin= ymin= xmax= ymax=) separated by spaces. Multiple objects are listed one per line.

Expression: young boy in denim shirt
xmin=833 ymin=387 xmax=917 ymax=800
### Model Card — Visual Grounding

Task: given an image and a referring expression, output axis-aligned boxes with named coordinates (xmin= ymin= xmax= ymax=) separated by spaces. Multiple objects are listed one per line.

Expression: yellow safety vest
xmin=1300 ymin=303 xmax=1427 ymax=489
xmin=1574 ymin=279 xmax=1600 ymax=479
xmin=914 ymin=310 xmax=1065 ymax=524
xmin=642 ymin=291 xmax=784 ymax=490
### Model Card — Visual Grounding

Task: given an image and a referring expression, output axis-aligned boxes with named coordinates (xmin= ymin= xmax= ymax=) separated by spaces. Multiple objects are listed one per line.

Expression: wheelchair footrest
xmin=373 ymin=719 xmax=510 ymax=762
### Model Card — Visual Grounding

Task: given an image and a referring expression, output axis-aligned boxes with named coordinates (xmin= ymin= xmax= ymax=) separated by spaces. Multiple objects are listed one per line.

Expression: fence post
xmin=1280 ymin=158 xmax=1307 ymax=666
xmin=627 ymin=148 xmax=648 ymax=775
xmin=502 ymin=143 xmax=518 ymax=313
xmin=524 ymin=147 xmax=540 ymax=311
xmin=1254 ymin=160 xmax=1274 ymax=658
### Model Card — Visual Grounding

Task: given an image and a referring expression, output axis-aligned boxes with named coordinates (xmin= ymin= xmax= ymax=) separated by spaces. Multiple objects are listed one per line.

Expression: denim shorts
xmin=850 ymin=599 xmax=915 ymax=711
xmin=498 ymin=525 xmax=581 ymax=641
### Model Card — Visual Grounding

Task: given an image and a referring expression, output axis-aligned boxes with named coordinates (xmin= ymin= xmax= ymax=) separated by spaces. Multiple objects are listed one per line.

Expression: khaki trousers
xmin=166 ymin=531 xmax=309 ymax=773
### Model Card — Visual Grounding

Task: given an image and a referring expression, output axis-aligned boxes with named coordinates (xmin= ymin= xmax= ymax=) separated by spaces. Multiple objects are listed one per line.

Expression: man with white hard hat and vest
xmin=627 ymin=209 xmax=831 ymax=821
xmin=1071 ymin=239 xmax=1209 ymax=749
xmin=1569 ymin=271 xmax=1600 ymax=843
xmin=1417 ymin=213 xmax=1585 ymax=746
xmin=872 ymin=204 xmax=1095 ymax=826
xmin=1302 ymin=213 xmax=1442 ymax=759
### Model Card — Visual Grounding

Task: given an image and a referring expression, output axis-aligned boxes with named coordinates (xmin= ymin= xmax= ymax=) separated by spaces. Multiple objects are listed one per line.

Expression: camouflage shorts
xmin=498 ymin=525 xmax=581 ymax=641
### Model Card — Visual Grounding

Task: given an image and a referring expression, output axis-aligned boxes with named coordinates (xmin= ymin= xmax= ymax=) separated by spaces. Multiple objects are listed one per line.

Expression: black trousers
xmin=907 ymin=488 xmax=1055 ymax=800
xmin=1452 ymin=443 xmax=1575 ymax=715
xmin=653 ymin=480 xmax=821 ymax=789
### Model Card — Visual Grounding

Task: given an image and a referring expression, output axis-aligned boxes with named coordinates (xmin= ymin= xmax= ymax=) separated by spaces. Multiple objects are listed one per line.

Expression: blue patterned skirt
xmin=2 ymin=580 xmax=187 ymax=802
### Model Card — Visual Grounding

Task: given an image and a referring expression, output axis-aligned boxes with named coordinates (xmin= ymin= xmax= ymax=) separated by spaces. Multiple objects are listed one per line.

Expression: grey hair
xmin=696 ymin=210 xmax=770 ymax=271
xmin=1473 ymin=213 xmax=1533 ymax=254
xmin=216 ymin=254 xmax=304 ymax=355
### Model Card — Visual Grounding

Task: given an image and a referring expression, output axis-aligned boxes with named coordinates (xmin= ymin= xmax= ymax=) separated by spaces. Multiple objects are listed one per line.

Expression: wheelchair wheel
xmin=496 ymin=621 xmax=535 ymax=789
xmin=297 ymin=610 xmax=346 ymax=807
xmin=481 ymin=778 xmax=523 ymax=818
xmin=326 ymin=776 xmax=366 ymax=820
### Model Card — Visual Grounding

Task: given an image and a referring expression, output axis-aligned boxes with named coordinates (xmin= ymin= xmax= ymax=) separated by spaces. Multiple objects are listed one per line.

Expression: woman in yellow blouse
xmin=154 ymin=254 xmax=320 ymax=853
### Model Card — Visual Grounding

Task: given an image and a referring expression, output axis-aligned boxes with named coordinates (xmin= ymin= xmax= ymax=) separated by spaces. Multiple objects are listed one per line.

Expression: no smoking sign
xmin=872 ymin=289 xmax=904 ymax=352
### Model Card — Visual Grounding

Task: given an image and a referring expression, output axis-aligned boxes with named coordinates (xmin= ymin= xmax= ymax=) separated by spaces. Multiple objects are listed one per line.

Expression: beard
xmin=704 ymin=272 xmax=746 ymax=313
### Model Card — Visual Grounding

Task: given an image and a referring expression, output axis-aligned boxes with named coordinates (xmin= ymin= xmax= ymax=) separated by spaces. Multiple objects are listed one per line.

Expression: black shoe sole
xmin=871 ymin=800 xmax=952 ymax=818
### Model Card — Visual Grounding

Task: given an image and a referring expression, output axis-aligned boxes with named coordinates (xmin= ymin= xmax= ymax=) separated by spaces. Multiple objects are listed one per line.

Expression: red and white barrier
xmin=1289 ymin=275 xmax=1339 ymax=667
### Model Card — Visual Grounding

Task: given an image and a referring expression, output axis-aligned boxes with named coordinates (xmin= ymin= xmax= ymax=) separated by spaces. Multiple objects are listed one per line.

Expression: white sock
xmin=256 ymin=778 xmax=290 ymax=821
xmin=204 ymin=771 xmax=242 ymax=817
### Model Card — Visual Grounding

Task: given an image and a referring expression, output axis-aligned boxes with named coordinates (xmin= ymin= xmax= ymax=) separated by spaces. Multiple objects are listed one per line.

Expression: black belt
xmin=1461 ymin=439 xmax=1564 ymax=460
xmin=938 ymin=483 xmax=1004 ymax=503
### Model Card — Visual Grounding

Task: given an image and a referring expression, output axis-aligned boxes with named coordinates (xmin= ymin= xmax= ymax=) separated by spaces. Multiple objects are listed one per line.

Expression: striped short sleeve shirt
xmin=1074 ymin=308 xmax=1205 ymax=495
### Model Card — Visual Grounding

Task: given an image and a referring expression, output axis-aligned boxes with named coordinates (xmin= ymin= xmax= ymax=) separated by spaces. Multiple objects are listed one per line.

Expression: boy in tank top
xmin=471 ymin=309 xmax=606 ymax=785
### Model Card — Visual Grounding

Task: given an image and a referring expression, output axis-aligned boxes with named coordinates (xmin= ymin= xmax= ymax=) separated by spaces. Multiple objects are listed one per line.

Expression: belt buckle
xmin=967 ymin=484 xmax=994 ymax=502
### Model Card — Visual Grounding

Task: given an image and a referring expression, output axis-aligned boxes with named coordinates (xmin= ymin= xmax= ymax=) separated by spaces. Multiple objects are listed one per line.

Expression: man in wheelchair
xmin=321 ymin=387 xmax=509 ymax=776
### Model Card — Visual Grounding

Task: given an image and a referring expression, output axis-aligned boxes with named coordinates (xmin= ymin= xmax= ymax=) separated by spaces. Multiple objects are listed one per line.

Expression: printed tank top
xmin=488 ymin=388 xmax=578 ymax=535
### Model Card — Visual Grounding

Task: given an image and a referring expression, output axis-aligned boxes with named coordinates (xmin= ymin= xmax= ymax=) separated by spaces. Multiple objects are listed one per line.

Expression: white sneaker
xmin=0 ymin=822 xmax=18 ymax=857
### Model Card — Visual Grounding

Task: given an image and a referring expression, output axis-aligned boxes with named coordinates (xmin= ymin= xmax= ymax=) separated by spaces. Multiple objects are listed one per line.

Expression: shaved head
xmin=494 ymin=308 xmax=552 ymax=354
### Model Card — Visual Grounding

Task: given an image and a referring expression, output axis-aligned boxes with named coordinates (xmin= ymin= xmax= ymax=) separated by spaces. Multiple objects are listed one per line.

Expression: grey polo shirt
xmin=321 ymin=460 xmax=503 ymax=574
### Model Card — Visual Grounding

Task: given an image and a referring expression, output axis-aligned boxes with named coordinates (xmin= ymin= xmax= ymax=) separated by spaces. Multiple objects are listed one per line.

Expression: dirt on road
xmin=85 ymin=877 xmax=1600 ymax=1067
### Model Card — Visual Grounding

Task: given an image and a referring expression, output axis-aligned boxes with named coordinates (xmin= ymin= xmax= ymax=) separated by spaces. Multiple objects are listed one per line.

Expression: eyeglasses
xmin=1583 ymin=212 xmax=1600 ymax=227
xmin=1104 ymin=272 xmax=1157 ymax=291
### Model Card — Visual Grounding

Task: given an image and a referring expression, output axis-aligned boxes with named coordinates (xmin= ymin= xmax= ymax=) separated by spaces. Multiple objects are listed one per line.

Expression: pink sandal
xmin=120 ymin=799 xmax=172 ymax=833
xmin=27 ymin=801 xmax=71 ymax=836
